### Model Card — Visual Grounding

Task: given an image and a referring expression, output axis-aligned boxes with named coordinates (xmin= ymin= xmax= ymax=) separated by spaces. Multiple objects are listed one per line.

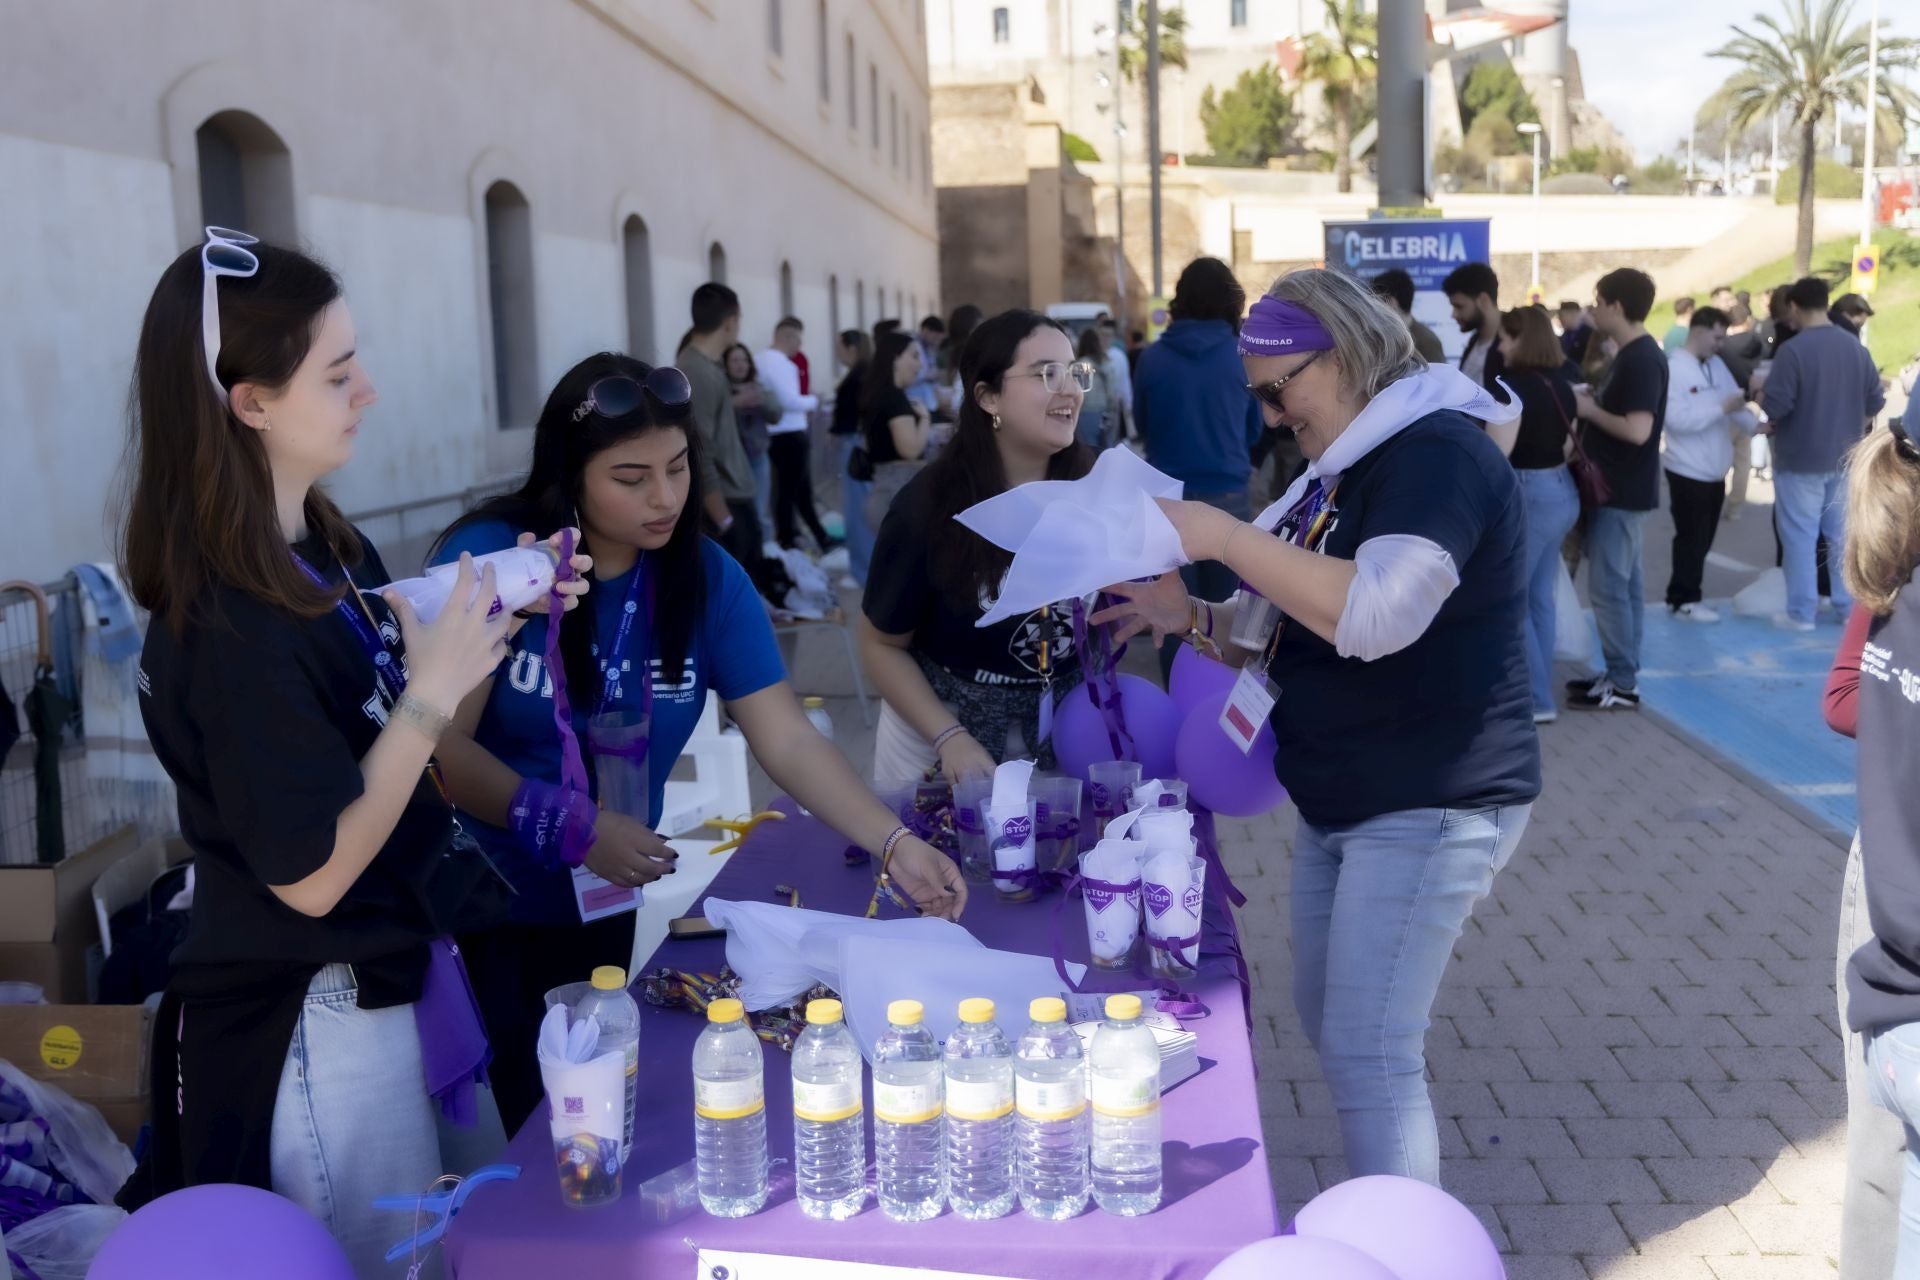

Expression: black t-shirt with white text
xmin=1847 ymin=578 xmax=1920 ymax=1032
xmin=1583 ymin=334 xmax=1669 ymax=511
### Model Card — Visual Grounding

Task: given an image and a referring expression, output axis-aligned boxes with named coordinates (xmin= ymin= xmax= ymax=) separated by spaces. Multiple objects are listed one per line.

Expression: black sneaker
xmin=1565 ymin=676 xmax=1601 ymax=696
xmin=1568 ymin=679 xmax=1640 ymax=711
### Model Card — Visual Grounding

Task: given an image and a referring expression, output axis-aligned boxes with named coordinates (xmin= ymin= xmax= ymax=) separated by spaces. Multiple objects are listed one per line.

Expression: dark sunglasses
xmin=1893 ymin=419 xmax=1920 ymax=462
xmin=572 ymin=367 xmax=693 ymax=423
xmin=1246 ymin=349 xmax=1325 ymax=413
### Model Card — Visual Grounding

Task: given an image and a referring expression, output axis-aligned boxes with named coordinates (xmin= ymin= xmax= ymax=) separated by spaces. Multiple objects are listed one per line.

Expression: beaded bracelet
xmin=931 ymin=724 xmax=968 ymax=755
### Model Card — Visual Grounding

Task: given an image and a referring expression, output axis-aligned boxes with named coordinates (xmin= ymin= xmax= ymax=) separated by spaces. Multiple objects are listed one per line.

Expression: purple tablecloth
xmin=447 ymin=802 xmax=1278 ymax=1279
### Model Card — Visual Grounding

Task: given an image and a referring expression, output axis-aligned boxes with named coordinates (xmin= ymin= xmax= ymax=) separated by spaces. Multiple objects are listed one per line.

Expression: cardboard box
xmin=0 ymin=1002 xmax=151 ymax=1145
xmin=0 ymin=826 xmax=141 ymax=1001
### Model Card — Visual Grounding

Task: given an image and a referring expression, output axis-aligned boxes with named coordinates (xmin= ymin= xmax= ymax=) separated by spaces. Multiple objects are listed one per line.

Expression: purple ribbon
xmin=412 ymin=937 xmax=492 ymax=1127
xmin=541 ymin=529 xmax=598 ymax=867
xmin=1070 ymin=598 xmax=1137 ymax=764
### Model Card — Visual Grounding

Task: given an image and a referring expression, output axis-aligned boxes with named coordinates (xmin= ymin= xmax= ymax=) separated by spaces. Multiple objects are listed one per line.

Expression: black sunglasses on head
xmin=572 ymin=367 xmax=693 ymax=423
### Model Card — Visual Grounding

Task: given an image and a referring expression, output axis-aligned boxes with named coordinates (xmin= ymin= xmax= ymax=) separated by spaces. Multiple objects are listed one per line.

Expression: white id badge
xmin=1219 ymin=665 xmax=1276 ymax=754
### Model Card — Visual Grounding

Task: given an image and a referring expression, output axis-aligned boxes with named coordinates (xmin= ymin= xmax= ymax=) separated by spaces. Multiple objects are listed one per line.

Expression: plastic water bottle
xmin=803 ymin=696 xmax=835 ymax=741
xmin=1016 ymin=996 xmax=1090 ymax=1220
xmin=873 ymin=999 xmax=946 ymax=1222
xmin=944 ymin=997 xmax=1015 ymax=1221
xmin=1090 ymin=993 xmax=1162 ymax=1216
xmin=692 ymin=998 xmax=769 ymax=1218
xmin=792 ymin=998 xmax=867 ymax=1220
xmin=576 ymin=966 xmax=639 ymax=1156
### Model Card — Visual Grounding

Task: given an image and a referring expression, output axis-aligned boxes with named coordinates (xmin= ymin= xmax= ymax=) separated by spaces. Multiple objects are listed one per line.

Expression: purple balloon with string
xmin=1169 ymin=642 xmax=1239 ymax=714
xmin=1173 ymin=691 xmax=1287 ymax=819
xmin=1291 ymin=1175 xmax=1504 ymax=1280
xmin=1052 ymin=673 xmax=1182 ymax=782
xmin=88 ymin=1184 xmax=355 ymax=1280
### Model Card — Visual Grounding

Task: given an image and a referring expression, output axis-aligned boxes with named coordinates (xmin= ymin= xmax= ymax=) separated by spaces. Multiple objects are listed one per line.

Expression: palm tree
xmin=1116 ymin=4 xmax=1189 ymax=85
xmin=1711 ymin=0 xmax=1918 ymax=274
xmin=1300 ymin=0 xmax=1378 ymax=194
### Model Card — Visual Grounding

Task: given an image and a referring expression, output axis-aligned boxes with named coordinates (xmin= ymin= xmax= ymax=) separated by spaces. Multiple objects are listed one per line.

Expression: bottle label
xmin=1016 ymin=1074 xmax=1087 ymax=1122
xmin=694 ymin=1075 xmax=765 ymax=1121
xmin=945 ymin=1075 xmax=1014 ymax=1121
xmin=793 ymin=1078 xmax=863 ymax=1123
xmin=1090 ymin=1073 xmax=1160 ymax=1118
xmin=873 ymin=1078 xmax=944 ymax=1125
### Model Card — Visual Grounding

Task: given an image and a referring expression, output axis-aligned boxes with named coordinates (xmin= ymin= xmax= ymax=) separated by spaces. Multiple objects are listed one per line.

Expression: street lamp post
xmin=1862 ymin=0 xmax=1881 ymax=243
xmin=1519 ymin=121 xmax=1543 ymax=301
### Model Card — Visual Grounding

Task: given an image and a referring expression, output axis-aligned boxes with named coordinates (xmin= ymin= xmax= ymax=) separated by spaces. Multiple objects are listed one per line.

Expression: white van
xmin=1044 ymin=302 xmax=1110 ymax=343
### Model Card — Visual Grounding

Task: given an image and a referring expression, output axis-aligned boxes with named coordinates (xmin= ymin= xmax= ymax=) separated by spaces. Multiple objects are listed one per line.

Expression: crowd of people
xmin=116 ymin=221 xmax=1915 ymax=1278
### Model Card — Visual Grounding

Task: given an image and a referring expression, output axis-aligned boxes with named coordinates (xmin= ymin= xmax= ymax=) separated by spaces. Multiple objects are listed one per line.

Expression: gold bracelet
xmin=392 ymin=692 xmax=452 ymax=743
xmin=1221 ymin=520 xmax=1251 ymax=567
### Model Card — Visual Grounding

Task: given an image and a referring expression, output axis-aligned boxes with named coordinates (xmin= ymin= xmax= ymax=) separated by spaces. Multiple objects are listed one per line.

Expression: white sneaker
xmin=1533 ymin=708 xmax=1559 ymax=724
xmin=1671 ymin=603 xmax=1721 ymax=623
xmin=1772 ymin=612 xmax=1816 ymax=633
xmin=836 ymin=574 xmax=859 ymax=592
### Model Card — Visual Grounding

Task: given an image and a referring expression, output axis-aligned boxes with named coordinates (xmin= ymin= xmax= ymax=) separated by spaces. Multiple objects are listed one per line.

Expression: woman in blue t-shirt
xmin=432 ymin=351 xmax=966 ymax=1133
xmin=1096 ymin=269 xmax=1542 ymax=1187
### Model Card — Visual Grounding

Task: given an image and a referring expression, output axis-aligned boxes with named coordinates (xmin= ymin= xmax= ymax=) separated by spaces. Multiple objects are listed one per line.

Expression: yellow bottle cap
xmin=591 ymin=966 xmax=627 ymax=991
xmin=1105 ymin=994 xmax=1143 ymax=1021
xmin=707 ymin=998 xmax=745 ymax=1024
xmin=1029 ymin=997 xmax=1067 ymax=1023
xmin=888 ymin=999 xmax=925 ymax=1026
xmin=807 ymin=998 xmax=845 ymax=1024
xmin=804 ymin=696 xmax=825 ymax=709
xmin=958 ymin=998 xmax=996 ymax=1024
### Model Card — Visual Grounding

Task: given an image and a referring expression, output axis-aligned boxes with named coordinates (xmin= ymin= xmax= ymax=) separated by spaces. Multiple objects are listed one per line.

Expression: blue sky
xmin=1568 ymin=0 xmax=1920 ymax=162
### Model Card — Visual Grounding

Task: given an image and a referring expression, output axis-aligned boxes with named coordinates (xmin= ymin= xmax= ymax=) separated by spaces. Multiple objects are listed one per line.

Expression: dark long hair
xmin=861 ymin=331 xmax=916 ymax=422
xmin=922 ymin=310 xmax=1093 ymax=610
xmin=436 ymin=352 xmax=704 ymax=705
xmin=122 ymin=240 xmax=361 ymax=633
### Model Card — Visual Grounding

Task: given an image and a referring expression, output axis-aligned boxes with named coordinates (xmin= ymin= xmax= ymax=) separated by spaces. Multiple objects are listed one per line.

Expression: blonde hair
xmin=1843 ymin=426 xmax=1920 ymax=615
xmin=1265 ymin=268 xmax=1423 ymax=400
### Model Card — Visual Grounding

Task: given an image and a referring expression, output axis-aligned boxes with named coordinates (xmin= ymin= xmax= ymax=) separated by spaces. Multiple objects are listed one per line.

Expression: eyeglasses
xmin=1005 ymin=361 xmax=1096 ymax=395
xmin=1246 ymin=349 xmax=1325 ymax=413
xmin=200 ymin=226 xmax=260 ymax=398
xmin=572 ymin=367 xmax=694 ymax=423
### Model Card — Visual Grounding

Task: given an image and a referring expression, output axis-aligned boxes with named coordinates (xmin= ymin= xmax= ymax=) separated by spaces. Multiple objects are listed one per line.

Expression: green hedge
xmin=1773 ymin=158 xmax=1862 ymax=203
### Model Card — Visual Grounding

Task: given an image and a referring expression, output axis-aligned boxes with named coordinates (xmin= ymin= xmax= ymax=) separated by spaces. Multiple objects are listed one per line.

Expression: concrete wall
xmin=0 ymin=0 xmax=938 ymax=584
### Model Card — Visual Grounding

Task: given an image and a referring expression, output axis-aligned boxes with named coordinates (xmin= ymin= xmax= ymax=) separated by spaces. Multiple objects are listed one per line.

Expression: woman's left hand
xmin=887 ymin=835 xmax=967 ymax=921
xmin=1090 ymin=572 xmax=1190 ymax=645
xmin=1155 ymin=497 xmax=1242 ymax=564
xmin=512 ymin=530 xmax=593 ymax=617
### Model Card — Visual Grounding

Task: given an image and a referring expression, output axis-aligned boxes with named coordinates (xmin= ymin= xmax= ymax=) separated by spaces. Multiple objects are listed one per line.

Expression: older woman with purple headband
xmin=1095 ymin=267 xmax=1540 ymax=1188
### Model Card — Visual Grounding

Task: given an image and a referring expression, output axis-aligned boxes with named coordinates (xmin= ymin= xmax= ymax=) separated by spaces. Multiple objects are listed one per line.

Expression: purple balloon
xmin=1052 ymin=673 xmax=1182 ymax=782
xmin=1293 ymin=1175 xmax=1503 ymax=1280
xmin=1204 ymin=1234 xmax=1406 ymax=1280
xmin=89 ymin=1184 xmax=355 ymax=1280
xmin=1173 ymin=691 xmax=1287 ymax=819
xmin=1170 ymin=643 xmax=1239 ymax=714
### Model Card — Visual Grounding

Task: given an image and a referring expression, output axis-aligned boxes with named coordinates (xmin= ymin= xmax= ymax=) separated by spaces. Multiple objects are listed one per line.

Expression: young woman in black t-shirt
xmin=122 ymin=235 xmax=582 ymax=1273
xmin=860 ymin=330 xmax=933 ymax=529
xmin=858 ymin=310 xmax=1095 ymax=787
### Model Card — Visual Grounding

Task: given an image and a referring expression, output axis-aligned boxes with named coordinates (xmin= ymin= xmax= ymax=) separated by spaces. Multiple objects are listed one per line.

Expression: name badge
xmin=1220 ymin=665 xmax=1276 ymax=755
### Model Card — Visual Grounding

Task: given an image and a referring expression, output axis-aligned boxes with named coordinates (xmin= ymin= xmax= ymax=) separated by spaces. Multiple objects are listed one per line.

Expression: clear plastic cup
xmin=587 ymin=708 xmax=652 ymax=828
xmin=1086 ymin=761 xmax=1143 ymax=829
xmin=1031 ymin=776 xmax=1085 ymax=873
xmin=954 ymin=776 xmax=994 ymax=883
xmin=1148 ymin=779 xmax=1188 ymax=810
xmin=986 ymin=796 xmax=1039 ymax=903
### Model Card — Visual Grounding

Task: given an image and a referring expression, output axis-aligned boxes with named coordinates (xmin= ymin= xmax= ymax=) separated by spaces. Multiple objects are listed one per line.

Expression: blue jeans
xmin=1586 ymin=506 xmax=1647 ymax=691
xmin=272 ymin=964 xmax=445 ymax=1279
xmin=1517 ymin=468 xmax=1580 ymax=714
xmin=1292 ymin=804 xmax=1531 ymax=1183
xmin=1775 ymin=469 xmax=1853 ymax=623
xmin=1863 ymin=1020 xmax=1920 ymax=1279
xmin=1841 ymin=836 xmax=1904 ymax=1279
xmin=835 ymin=435 xmax=874 ymax=587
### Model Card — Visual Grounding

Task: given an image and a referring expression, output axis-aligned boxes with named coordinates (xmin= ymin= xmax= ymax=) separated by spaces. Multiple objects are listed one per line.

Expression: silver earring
xmin=260 ymin=414 xmax=272 ymax=432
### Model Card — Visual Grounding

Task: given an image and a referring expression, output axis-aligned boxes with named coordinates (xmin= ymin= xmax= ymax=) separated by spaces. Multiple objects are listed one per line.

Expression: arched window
xmin=195 ymin=110 xmax=296 ymax=243
xmin=483 ymin=181 xmax=538 ymax=430
xmin=828 ymin=273 xmax=841 ymax=355
xmin=780 ymin=260 xmax=795 ymax=318
xmin=708 ymin=241 xmax=728 ymax=284
xmin=846 ymin=34 xmax=857 ymax=129
xmin=855 ymin=279 xmax=866 ymax=329
xmin=622 ymin=214 xmax=654 ymax=363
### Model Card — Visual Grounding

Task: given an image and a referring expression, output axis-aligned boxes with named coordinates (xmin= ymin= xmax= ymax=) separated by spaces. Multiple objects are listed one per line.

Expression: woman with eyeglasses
xmin=1093 ymin=269 xmax=1539 ymax=1188
xmin=430 ymin=352 xmax=967 ymax=1136
xmin=859 ymin=310 xmax=1096 ymax=788
xmin=123 ymin=234 xmax=583 ymax=1275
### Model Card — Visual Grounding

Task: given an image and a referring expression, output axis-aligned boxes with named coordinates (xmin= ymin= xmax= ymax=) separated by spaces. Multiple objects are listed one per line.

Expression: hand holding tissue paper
xmin=538 ymin=1003 xmax=626 ymax=1207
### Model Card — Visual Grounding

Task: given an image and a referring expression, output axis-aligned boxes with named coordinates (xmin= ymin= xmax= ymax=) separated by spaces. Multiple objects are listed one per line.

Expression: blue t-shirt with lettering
xmin=433 ymin=523 xmax=786 ymax=921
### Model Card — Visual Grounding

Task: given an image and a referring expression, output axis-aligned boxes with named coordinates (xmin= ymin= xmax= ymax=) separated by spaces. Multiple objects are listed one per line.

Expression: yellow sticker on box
xmin=40 ymin=1024 xmax=82 ymax=1070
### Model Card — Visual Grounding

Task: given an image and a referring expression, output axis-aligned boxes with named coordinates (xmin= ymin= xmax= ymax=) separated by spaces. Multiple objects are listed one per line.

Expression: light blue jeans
xmin=1292 ymin=804 xmax=1531 ymax=1183
xmin=1586 ymin=506 xmax=1647 ymax=692
xmin=835 ymin=435 xmax=874 ymax=587
xmin=1841 ymin=835 xmax=1904 ymax=1280
xmin=271 ymin=964 xmax=445 ymax=1280
xmin=748 ymin=451 xmax=774 ymax=540
xmin=1863 ymin=1018 xmax=1920 ymax=1279
xmin=1517 ymin=467 xmax=1581 ymax=714
xmin=1775 ymin=469 xmax=1853 ymax=623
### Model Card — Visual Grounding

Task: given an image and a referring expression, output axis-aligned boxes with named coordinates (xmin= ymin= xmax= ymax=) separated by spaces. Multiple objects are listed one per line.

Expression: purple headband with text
xmin=1237 ymin=295 xmax=1335 ymax=356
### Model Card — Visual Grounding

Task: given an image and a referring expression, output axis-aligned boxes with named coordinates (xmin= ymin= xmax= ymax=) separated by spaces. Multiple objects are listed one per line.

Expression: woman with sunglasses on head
xmin=859 ymin=310 xmax=1096 ymax=788
xmin=431 ymin=353 xmax=967 ymax=1136
xmin=1093 ymin=269 xmax=1539 ymax=1188
xmin=124 ymin=232 xmax=584 ymax=1277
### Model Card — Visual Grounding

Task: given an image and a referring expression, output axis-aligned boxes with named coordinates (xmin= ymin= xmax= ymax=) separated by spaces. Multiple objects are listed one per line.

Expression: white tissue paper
xmin=1081 ymin=837 xmax=1146 ymax=967
xmin=702 ymin=898 xmax=980 ymax=1010
xmin=1135 ymin=807 xmax=1194 ymax=857
xmin=984 ymin=759 xmax=1037 ymax=893
xmin=1128 ymin=779 xmax=1170 ymax=813
xmin=958 ymin=448 xmax=1188 ymax=627
xmin=537 ymin=1003 xmax=625 ymax=1170
xmin=1142 ymin=848 xmax=1206 ymax=973
xmin=1102 ymin=803 xmax=1152 ymax=844
xmin=838 ymin=936 xmax=1087 ymax=1063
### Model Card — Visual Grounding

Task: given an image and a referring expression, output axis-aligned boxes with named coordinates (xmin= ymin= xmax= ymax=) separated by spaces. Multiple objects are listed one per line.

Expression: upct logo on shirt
xmin=506 ymin=652 xmax=698 ymax=705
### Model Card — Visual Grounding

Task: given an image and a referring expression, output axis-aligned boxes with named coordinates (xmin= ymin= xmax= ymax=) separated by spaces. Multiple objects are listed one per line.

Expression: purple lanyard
xmin=291 ymin=551 xmax=406 ymax=706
